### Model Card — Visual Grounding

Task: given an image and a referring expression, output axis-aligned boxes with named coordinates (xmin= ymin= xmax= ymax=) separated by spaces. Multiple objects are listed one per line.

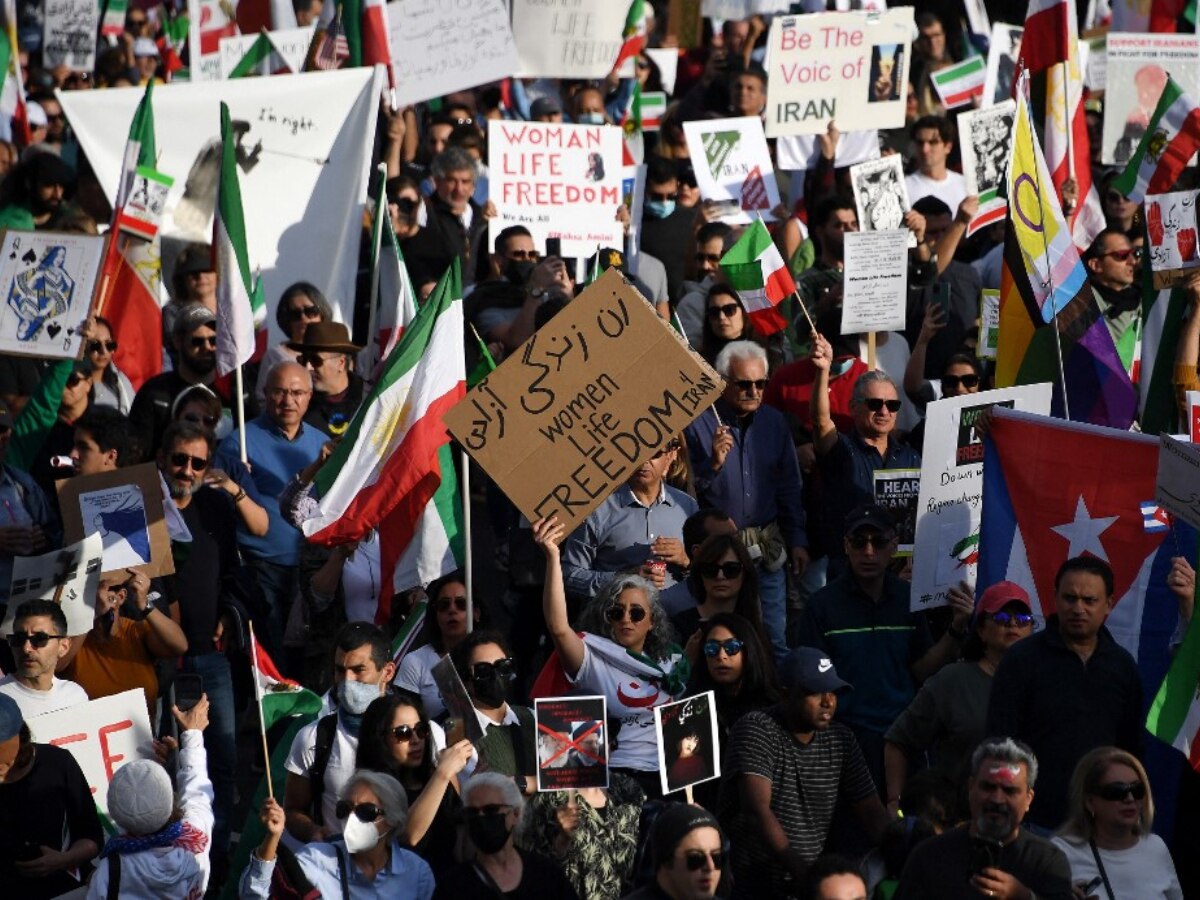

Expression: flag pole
xmin=364 ymin=163 xmax=387 ymax=382
xmin=866 ymin=331 xmax=877 ymax=370
xmin=248 ymin=622 xmax=275 ymax=798
xmin=1061 ymin=61 xmax=1075 ymax=180
xmin=235 ymin=364 xmax=248 ymax=464
xmin=459 ymin=444 xmax=474 ymax=634
xmin=792 ymin=289 xmax=816 ymax=333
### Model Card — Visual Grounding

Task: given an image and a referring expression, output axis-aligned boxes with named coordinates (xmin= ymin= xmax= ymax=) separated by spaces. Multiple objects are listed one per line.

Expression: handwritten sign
xmin=387 ymin=0 xmax=518 ymax=107
xmin=1156 ymin=433 xmax=1200 ymax=531
xmin=218 ymin=26 xmax=316 ymax=78
xmin=1 ymin=533 xmax=102 ymax=637
xmin=842 ymin=229 xmax=908 ymax=333
xmin=1145 ymin=191 xmax=1200 ymax=289
xmin=765 ymin=9 xmax=913 ymax=137
xmin=27 ymin=689 xmax=155 ymax=818
xmin=43 ymin=0 xmax=100 ymax=71
xmin=512 ymin=0 xmax=629 ymax=79
xmin=682 ymin=116 xmax=780 ymax=225
xmin=445 ymin=269 xmax=723 ymax=526
xmin=488 ymin=120 xmax=625 ymax=257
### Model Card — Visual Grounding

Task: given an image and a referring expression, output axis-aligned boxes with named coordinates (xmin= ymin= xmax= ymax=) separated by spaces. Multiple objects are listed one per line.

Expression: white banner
xmin=218 ymin=25 xmax=315 ymax=78
xmin=1 ymin=533 xmax=102 ymax=637
xmin=683 ymin=116 xmax=780 ymax=225
xmin=842 ymin=229 xmax=908 ymax=333
xmin=387 ymin=0 xmax=518 ymax=107
xmin=59 ymin=69 xmax=384 ymax=344
xmin=982 ymin=24 xmax=1022 ymax=108
xmin=43 ymin=0 xmax=100 ymax=71
xmin=1103 ymin=33 xmax=1200 ymax=166
xmin=910 ymin=384 xmax=1053 ymax=610
xmin=512 ymin=0 xmax=628 ymax=79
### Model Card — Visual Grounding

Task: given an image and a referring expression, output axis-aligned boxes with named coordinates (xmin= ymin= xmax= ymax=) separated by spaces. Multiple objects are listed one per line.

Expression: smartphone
xmin=174 ymin=673 xmax=204 ymax=712
xmin=931 ymin=282 xmax=952 ymax=318
xmin=546 ymin=237 xmax=562 ymax=259
xmin=968 ymin=836 xmax=1001 ymax=878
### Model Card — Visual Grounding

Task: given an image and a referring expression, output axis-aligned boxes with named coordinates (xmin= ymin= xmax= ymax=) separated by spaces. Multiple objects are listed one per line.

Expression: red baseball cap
xmin=977 ymin=580 xmax=1032 ymax=615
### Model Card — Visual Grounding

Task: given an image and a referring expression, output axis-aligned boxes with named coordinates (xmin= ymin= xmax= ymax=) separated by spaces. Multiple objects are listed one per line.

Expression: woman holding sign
xmin=534 ymin=516 xmax=688 ymax=799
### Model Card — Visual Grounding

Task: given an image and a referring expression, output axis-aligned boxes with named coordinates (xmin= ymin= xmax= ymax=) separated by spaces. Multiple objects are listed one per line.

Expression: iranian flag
xmin=612 ymin=0 xmax=646 ymax=72
xmin=1113 ymin=78 xmax=1200 ymax=204
xmin=719 ymin=219 xmax=794 ymax=335
xmin=621 ymin=80 xmax=644 ymax=165
xmin=100 ymin=0 xmax=127 ymax=38
xmin=342 ymin=0 xmax=395 ymax=90
xmin=0 ymin=0 xmax=29 ymax=146
xmin=250 ymin=627 xmax=322 ymax=730
xmin=214 ymin=102 xmax=265 ymax=377
xmin=303 ymin=260 xmax=466 ymax=621
xmin=1146 ymin=573 xmax=1200 ymax=771
xmin=1021 ymin=0 xmax=1071 ymax=74
xmin=229 ymin=32 xmax=279 ymax=78
xmin=931 ymin=57 xmax=985 ymax=109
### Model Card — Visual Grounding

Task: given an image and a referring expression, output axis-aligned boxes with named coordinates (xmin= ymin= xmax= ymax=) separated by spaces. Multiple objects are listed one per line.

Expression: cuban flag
xmin=1141 ymin=502 xmax=1173 ymax=534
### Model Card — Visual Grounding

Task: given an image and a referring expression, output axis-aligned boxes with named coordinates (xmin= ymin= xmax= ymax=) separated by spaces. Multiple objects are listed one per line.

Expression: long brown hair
xmin=1057 ymin=746 xmax=1154 ymax=843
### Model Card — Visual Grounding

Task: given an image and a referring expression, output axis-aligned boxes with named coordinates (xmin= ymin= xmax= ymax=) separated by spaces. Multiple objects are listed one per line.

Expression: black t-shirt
xmin=432 ymin=850 xmax=581 ymax=900
xmin=173 ymin=486 xmax=238 ymax=652
xmin=0 ymin=743 xmax=104 ymax=899
xmin=639 ymin=207 xmax=696 ymax=301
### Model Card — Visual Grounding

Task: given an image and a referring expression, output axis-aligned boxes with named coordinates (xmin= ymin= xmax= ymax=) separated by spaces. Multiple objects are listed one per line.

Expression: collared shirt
xmin=561 ymin=482 xmax=698 ymax=601
xmin=686 ymin=402 xmax=807 ymax=548
xmin=241 ymin=839 xmax=435 ymax=900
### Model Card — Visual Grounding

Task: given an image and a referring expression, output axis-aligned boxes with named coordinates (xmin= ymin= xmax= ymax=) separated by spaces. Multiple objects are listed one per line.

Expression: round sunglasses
xmin=702 ymin=637 xmax=744 ymax=658
xmin=390 ymin=722 xmax=430 ymax=742
xmin=605 ymin=604 xmax=648 ymax=623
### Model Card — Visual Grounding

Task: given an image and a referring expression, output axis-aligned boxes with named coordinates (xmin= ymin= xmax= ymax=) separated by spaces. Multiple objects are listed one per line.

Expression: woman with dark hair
xmin=699 ymin=284 xmax=756 ymax=366
xmin=672 ymin=534 xmax=764 ymax=651
xmin=356 ymin=694 xmax=472 ymax=877
xmin=254 ymin=281 xmax=333 ymax=403
xmin=685 ymin=612 xmax=780 ymax=735
xmin=394 ymin=572 xmax=482 ymax=718
xmin=82 ymin=316 xmax=134 ymax=414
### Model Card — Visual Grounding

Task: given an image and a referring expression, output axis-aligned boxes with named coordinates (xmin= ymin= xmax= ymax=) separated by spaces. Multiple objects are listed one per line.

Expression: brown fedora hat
xmin=286 ymin=321 xmax=362 ymax=354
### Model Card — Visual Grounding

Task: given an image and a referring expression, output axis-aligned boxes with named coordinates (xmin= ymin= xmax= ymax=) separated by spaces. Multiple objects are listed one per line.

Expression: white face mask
xmin=342 ymin=811 xmax=384 ymax=853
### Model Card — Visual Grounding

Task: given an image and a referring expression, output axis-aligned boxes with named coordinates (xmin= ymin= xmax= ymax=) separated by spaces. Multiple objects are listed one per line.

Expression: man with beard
xmin=795 ymin=195 xmax=858 ymax=323
xmin=0 ymin=153 xmax=77 ymax=230
xmin=0 ymin=600 xmax=88 ymax=718
xmin=894 ymin=738 xmax=1073 ymax=899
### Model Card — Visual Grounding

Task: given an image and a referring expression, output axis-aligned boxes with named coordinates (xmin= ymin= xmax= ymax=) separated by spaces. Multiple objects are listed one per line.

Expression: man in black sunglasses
xmin=1083 ymin=228 xmax=1141 ymax=356
xmin=622 ymin=803 xmax=727 ymax=900
xmin=0 ymin=599 xmax=88 ymax=718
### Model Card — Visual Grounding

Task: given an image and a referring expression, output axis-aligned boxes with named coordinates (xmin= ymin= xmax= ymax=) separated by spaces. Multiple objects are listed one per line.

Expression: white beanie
xmin=107 ymin=760 xmax=175 ymax=835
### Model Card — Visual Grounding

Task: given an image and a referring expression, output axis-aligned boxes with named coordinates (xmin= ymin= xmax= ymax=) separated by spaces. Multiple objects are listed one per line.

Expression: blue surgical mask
xmin=336 ymin=680 xmax=380 ymax=735
xmin=575 ymin=112 xmax=605 ymax=125
xmin=830 ymin=357 xmax=855 ymax=377
xmin=645 ymin=199 xmax=676 ymax=219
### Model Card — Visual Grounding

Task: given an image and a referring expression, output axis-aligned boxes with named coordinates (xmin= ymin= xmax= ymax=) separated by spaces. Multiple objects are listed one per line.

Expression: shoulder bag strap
xmin=1089 ymin=840 xmax=1117 ymax=900
xmin=107 ymin=853 xmax=121 ymax=900
xmin=335 ymin=845 xmax=352 ymax=900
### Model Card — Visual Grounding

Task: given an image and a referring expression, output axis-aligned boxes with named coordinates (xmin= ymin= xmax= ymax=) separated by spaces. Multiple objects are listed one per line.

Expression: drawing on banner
xmin=654 ymin=692 xmax=720 ymax=796
xmin=868 ymin=44 xmax=904 ymax=102
xmin=1145 ymin=191 xmax=1200 ymax=288
xmin=0 ymin=534 xmax=103 ymax=637
xmin=1103 ymin=34 xmax=1200 ymax=166
xmin=0 ymin=231 xmax=106 ymax=360
xmin=982 ymin=24 xmax=1022 ymax=107
xmin=535 ymin=696 xmax=609 ymax=791
xmin=959 ymin=101 xmax=1015 ymax=235
xmin=79 ymin=485 xmax=151 ymax=570
xmin=682 ymin=117 xmax=780 ymax=224
xmin=850 ymin=156 xmax=909 ymax=233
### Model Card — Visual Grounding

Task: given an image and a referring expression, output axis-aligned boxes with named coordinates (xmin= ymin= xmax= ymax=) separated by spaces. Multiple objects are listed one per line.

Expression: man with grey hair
xmin=685 ymin=339 xmax=808 ymax=661
xmin=894 ymin=737 xmax=1073 ymax=900
xmin=404 ymin=145 xmax=489 ymax=286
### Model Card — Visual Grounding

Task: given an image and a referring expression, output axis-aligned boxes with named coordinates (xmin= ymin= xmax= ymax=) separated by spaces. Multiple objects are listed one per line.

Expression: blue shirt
xmin=685 ymin=401 xmax=807 ymax=548
xmin=240 ymin=839 xmax=434 ymax=900
xmin=218 ymin=415 xmax=329 ymax=565
xmin=0 ymin=463 xmax=58 ymax=607
xmin=561 ymin=482 xmax=698 ymax=601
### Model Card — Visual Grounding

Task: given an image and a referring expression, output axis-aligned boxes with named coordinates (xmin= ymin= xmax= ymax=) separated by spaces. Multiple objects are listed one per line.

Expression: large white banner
xmin=1103 ymin=33 xmax=1200 ymax=166
xmin=388 ymin=0 xmax=518 ymax=107
xmin=512 ymin=0 xmax=628 ymax=79
xmin=59 ymin=69 xmax=383 ymax=343
xmin=683 ymin=116 xmax=781 ymax=225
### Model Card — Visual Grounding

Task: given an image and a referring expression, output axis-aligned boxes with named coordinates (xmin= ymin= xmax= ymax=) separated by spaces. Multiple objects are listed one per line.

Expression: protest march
xmin=3 ymin=0 xmax=1200 ymax=897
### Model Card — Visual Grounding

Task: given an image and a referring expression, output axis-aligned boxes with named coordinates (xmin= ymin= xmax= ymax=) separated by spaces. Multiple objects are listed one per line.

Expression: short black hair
xmin=647 ymin=155 xmax=679 ymax=187
xmin=683 ymin=507 xmax=731 ymax=554
xmin=910 ymin=115 xmax=955 ymax=145
xmin=1085 ymin=227 xmax=1130 ymax=261
xmin=696 ymin=222 xmax=734 ymax=250
xmin=912 ymin=195 xmax=952 ymax=218
xmin=738 ymin=63 xmax=768 ymax=87
xmin=450 ymin=629 xmax=512 ymax=682
xmin=809 ymin=193 xmax=857 ymax=232
xmin=494 ymin=225 xmax=532 ymax=256
xmin=333 ymin=621 xmax=390 ymax=670
xmin=14 ymin=598 xmax=68 ymax=635
xmin=1054 ymin=556 xmax=1114 ymax=597
xmin=76 ymin=407 xmax=134 ymax=466
xmin=802 ymin=855 xmax=865 ymax=900
xmin=160 ymin=421 xmax=215 ymax=459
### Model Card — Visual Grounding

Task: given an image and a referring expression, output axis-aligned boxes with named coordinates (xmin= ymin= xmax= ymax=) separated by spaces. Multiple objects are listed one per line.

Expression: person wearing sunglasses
xmin=699 ymin=285 xmax=758 ymax=368
xmin=622 ymin=803 xmax=727 ymax=900
xmin=0 ymin=599 xmax=88 ymax=718
xmin=1052 ymin=747 xmax=1182 ymax=900
xmin=884 ymin=581 xmax=1034 ymax=821
xmin=163 ymin=243 xmax=216 ymax=344
xmin=395 ymin=572 xmax=482 ymax=718
xmin=247 ymin=771 xmax=434 ymax=900
xmin=255 ymin=282 xmax=331 ymax=405
xmin=80 ymin=316 xmax=134 ymax=414
xmin=673 ymin=534 xmax=765 ymax=649
xmin=674 ymin=222 xmax=734 ymax=347
xmin=1083 ymin=228 xmax=1142 ymax=354
xmin=288 ymin=322 xmax=365 ymax=438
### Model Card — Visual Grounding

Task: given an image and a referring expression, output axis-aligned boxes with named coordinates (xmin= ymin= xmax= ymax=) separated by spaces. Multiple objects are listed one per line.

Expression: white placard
xmin=702 ymin=0 xmax=750 ymax=19
xmin=842 ymin=229 xmax=908 ymax=333
xmin=43 ymin=0 xmax=100 ymax=71
xmin=645 ymin=48 xmax=680 ymax=95
xmin=683 ymin=116 xmax=780 ymax=225
xmin=188 ymin=0 xmax=241 ymax=82
xmin=512 ymin=0 xmax=629 ymax=79
xmin=910 ymin=385 xmax=1054 ymax=610
xmin=1103 ymin=33 xmax=1200 ymax=167
xmin=218 ymin=26 xmax=315 ymax=78
xmin=1145 ymin=191 xmax=1200 ymax=288
xmin=849 ymin=155 xmax=911 ymax=234
xmin=958 ymin=101 xmax=1016 ymax=236
xmin=775 ymin=130 xmax=880 ymax=171
xmin=0 ymin=534 xmax=102 ymax=638
xmin=978 ymin=288 xmax=1000 ymax=359
xmin=1156 ymin=433 xmax=1200 ymax=531
xmin=982 ymin=23 xmax=1022 ymax=108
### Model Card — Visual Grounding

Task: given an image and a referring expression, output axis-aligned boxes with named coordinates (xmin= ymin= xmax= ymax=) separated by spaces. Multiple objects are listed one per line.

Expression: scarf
xmin=100 ymin=819 xmax=209 ymax=858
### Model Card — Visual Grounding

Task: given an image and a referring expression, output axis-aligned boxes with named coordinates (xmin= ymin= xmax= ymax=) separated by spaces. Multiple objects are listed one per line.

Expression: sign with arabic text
xmin=1145 ymin=191 xmax=1200 ymax=289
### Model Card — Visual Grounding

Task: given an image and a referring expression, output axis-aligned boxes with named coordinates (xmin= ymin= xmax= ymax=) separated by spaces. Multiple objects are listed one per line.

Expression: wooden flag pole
xmin=460 ymin=444 xmax=474 ymax=634
xmin=792 ymin=289 xmax=816 ymax=334
xmin=248 ymin=622 xmax=275 ymax=798
xmin=235 ymin=365 xmax=248 ymax=465
xmin=866 ymin=332 xmax=877 ymax=370
xmin=363 ymin=163 xmax=387 ymax=383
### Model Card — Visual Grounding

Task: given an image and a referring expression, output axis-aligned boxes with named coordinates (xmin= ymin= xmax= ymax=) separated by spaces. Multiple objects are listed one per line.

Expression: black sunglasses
xmin=470 ymin=658 xmax=516 ymax=681
xmin=989 ymin=610 xmax=1033 ymax=627
xmin=286 ymin=305 xmax=322 ymax=321
xmin=87 ymin=340 xmax=117 ymax=353
xmin=682 ymin=849 xmax=725 ymax=871
xmin=863 ymin=398 xmax=902 ymax=412
xmin=6 ymin=630 xmax=64 ymax=649
xmin=392 ymin=197 xmax=418 ymax=215
xmin=334 ymin=800 xmax=383 ymax=822
xmin=298 ymin=353 xmax=327 ymax=368
xmin=1093 ymin=781 xmax=1146 ymax=802
xmin=66 ymin=372 xmax=87 ymax=388
xmin=650 ymin=440 xmax=681 ymax=459
xmin=942 ymin=374 xmax=980 ymax=391
xmin=605 ymin=604 xmax=648 ymax=623
xmin=464 ymin=804 xmax=512 ymax=819
xmin=699 ymin=561 xmax=744 ymax=579
xmin=436 ymin=596 xmax=468 ymax=613
xmin=703 ymin=637 xmax=744 ymax=658
xmin=190 ymin=335 xmax=218 ymax=349
xmin=170 ymin=452 xmax=209 ymax=471
xmin=847 ymin=532 xmax=893 ymax=550
xmin=707 ymin=303 xmax=740 ymax=320
xmin=734 ymin=379 xmax=768 ymax=393
xmin=696 ymin=252 xmax=722 ymax=264
xmin=390 ymin=722 xmax=430 ymax=742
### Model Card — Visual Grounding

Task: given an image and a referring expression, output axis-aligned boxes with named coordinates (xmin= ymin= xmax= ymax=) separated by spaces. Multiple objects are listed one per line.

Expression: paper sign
xmin=654 ymin=691 xmax=720 ymax=797
xmin=1103 ymin=33 xmax=1200 ymax=166
xmin=683 ymin=117 xmax=780 ymax=225
xmin=1145 ymin=191 xmax=1200 ymax=289
xmin=488 ymin=121 xmax=626 ymax=258
xmin=431 ymin=655 xmax=484 ymax=746
xmin=218 ymin=25 xmax=315 ymax=78
xmin=189 ymin=0 xmax=240 ymax=82
xmin=1156 ymin=434 xmax=1200 ymax=530
xmin=117 ymin=167 xmax=176 ymax=240
xmin=978 ymin=288 xmax=1000 ymax=359
xmin=512 ymin=0 xmax=630 ymax=79
xmin=27 ymin=689 xmax=155 ymax=818
xmin=1 ymin=533 xmax=103 ymax=637
xmin=982 ymin=24 xmax=1022 ymax=108
xmin=1188 ymin=391 xmax=1200 ymax=442
xmin=850 ymin=155 xmax=912 ymax=237
xmin=842 ymin=230 xmax=909 ymax=333
xmin=910 ymin=385 xmax=1053 ymax=610
xmin=701 ymin=0 xmax=749 ymax=20
xmin=959 ymin=101 xmax=1015 ymax=236
xmin=874 ymin=469 xmax=920 ymax=555
xmin=445 ymin=269 xmax=723 ymax=528
xmin=776 ymin=131 xmax=880 ymax=171
xmin=43 ymin=0 xmax=100 ymax=71
xmin=765 ymin=9 xmax=913 ymax=137
xmin=535 ymin=696 xmax=609 ymax=790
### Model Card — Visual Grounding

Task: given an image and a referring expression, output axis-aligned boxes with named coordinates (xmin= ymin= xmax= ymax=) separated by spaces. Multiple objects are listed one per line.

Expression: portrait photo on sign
xmin=654 ymin=691 xmax=721 ymax=796
xmin=961 ymin=104 xmax=1014 ymax=199
xmin=850 ymin=156 xmax=911 ymax=233
xmin=869 ymin=44 xmax=904 ymax=102
xmin=982 ymin=24 xmax=1022 ymax=106
xmin=535 ymin=696 xmax=609 ymax=791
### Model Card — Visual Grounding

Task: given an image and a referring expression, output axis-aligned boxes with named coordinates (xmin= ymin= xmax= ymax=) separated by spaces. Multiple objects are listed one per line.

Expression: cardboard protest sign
xmin=512 ymin=0 xmax=629 ymax=79
xmin=43 ymin=0 xmax=100 ymax=71
xmin=488 ymin=121 xmax=626 ymax=258
xmin=116 ymin=168 xmax=175 ymax=241
xmin=1156 ymin=434 xmax=1200 ymax=531
xmin=910 ymin=385 xmax=1053 ymax=611
xmin=58 ymin=463 xmax=175 ymax=579
xmin=958 ymin=101 xmax=1015 ymax=236
xmin=535 ymin=696 xmax=609 ymax=790
xmin=431 ymin=655 xmax=484 ymax=746
xmin=387 ymin=0 xmax=518 ymax=107
xmin=842 ymin=230 xmax=908 ymax=333
xmin=655 ymin=692 xmax=720 ymax=797
xmin=218 ymin=26 xmax=315 ymax=78
xmin=874 ymin=469 xmax=920 ymax=556
xmin=850 ymin=155 xmax=911 ymax=236
xmin=0 ymin=533 xmax=102 ymax=637
xmin=682 ymin=117 xmax=780 ymax=225
xmin=1145 ymin=191 xmax=1200 ymax=289
xmin=0 ymin=231 xmax=107 ymax=360
xmin=445 ymin=269 xmax=723 ymax=527
xmin=27 ymin=689 xmax=155 ymax=819
xmin=982 ymin=24 xmax=1022 ymax=108
xmin=978 ymin=288 xmax=1000 ymax=359
xmin=765 ymin=9 xmax=913 ymax=138
xmin=1103 ymin=34 xmax=1200 ymax=166
xmin=59 ymin=69 xmax=383 ymax=346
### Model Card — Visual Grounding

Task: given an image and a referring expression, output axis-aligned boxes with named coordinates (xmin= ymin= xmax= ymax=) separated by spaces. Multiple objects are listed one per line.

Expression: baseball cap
xmin=530 ymin=96 xmax=562 ymax=119
xmin=172 ymin=303 xmax=217 ymax=338
xmin=843 ymin=503 xmax=895 ymax=537
xmin=779 ymin=647 xmax=853 ymax=695
xmin=977 ymin=580 xmax=1032 ymax=616
xmin=650 ymin=803 xmax=723 ymax=868
xmin=0 ymin=693 xmax=22 ymax=742
xmin=107 ymin=759 xmax=175 ymax=835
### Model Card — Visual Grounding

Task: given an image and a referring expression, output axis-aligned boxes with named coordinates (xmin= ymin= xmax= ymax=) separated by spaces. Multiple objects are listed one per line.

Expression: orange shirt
xmin=64 ymin=618 xmax=158 ymax=716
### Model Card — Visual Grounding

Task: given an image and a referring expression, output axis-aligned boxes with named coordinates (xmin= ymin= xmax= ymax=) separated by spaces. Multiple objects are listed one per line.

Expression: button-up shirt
xmin=240 ymin=839 xmax=434 ymax=900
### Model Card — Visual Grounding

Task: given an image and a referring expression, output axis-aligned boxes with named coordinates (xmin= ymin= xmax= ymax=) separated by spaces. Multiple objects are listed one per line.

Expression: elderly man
xmin=894 ymin=738 xmax=1073 ymax=899
xmin=0 ymin=599 xmax=89 ymax=718
xmin=686 ymin=340 xmax=808 ymax=660
xmin=218 ymin=362 xmax=328 ymax=664
xmin=403 ymin=146 xmax=488 ymax=286
xmin=289 ymin=322 xmax=365 ymax=438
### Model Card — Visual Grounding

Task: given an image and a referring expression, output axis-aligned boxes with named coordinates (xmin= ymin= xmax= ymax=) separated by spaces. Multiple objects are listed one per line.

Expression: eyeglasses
xmin=6 ymin=631 xmax=64 ymax=649
xmin=465 ymin=804 xmax=512 ymax=819
xmin=699 ymin=561 xmax=744 ymax=579
xmin=682 ymin=849 xmax=725 ymax=871
xmin=695 ymin=253 xmax=722 ymax=264
xmin=190 ymin=336 xmax=218 ymax=349
xmin=605 ymin=604 xmax=648 ymax=623
xmin=436 ymin=596 xmax=468 ymax=613
xmin=650 ymin=440 xmax=681 ymax=459
xmin=506 ymin=249 xmax=540 ymax=261
xmin=66 ymin=372 xmax=87 ymax=388
xmin=267 ymin=388 xmax=312 ymax=401
xmin=390 ymin=722 xmax=431 ymax=742
xmin=470 ymin=658 xmax=516 ymax=681
xmin=734 ymin=379 xmax=768 ymax=393
xmin=863 ymin=398 xmax=902 ymax=413
xmin=989 ymin=610 xmax=1033 ymax=627
xmin=703 ymin=637 xmax=744 ymax=658
xmin=1098 ymin=249 xmax=1135 ymax=262
xmin=942 ymin=374 xmax=980 ymax=391
xmin=87 ymin=340 xmax=117 ymax=353
xmin=298 ymin=353 xmax=327 ymax=368
xmin=170 ymin=452 xmax=209 ymax=471
xmin=707 ymin=303 xmax=740 ymax=320
xmin=1093 ymin=781 xmax=1146 ymax=803
xmin=334 ymin=800 xmax=383 ymax=822
xmin=847 ymin=532 xmax=894 ymax=550
xmin=286 ymin=305 xmax=322 ymax=322
xmin=182 ymin=413 xmax=219 ymax=428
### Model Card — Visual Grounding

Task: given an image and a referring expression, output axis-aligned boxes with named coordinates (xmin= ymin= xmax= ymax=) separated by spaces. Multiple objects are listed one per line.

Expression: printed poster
xmin=874 ymin=469 xmax=920 ymax=556
xmin=981 ymin=24 xmax=1022 ymax=109
xmin=841 ymin=229 xmax=909 ymax=333
xmin=682 ymin=116 xmax=781 ymax=225
xmin=654 ymin=692 xmax=720 ymax=797
xmin=431 ymin=655 xmax=485 ymax=746
xmin=535 ymin=696 xmax=609 ymax=791
xmin=958 ymin=101 xmax=1016 ymax=236
xmin=0 ymin=533 xmax=103 ymax=637
xmin=978 ymin=288 xmax=1000 ymax=359
xmin=1145 ymin=191 xmax=1200 ymax=289
xmin=43 ymin=0 xmax=100 ymax=71
xmin=850 ymin=155 xmax=911 ymax=236
xmin=1103 ymin=33 xmax=1200 ymax=166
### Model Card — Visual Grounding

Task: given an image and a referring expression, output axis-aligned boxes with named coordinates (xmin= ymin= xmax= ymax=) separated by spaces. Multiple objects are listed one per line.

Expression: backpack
xmin=307 ymin=712 xmax=340 ymax=827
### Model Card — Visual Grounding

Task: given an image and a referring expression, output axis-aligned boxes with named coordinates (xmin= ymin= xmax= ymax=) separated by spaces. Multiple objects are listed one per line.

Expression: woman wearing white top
xmin=394 ymin=572 xmax=481 ymax=717
xmin=1051 ymin=747 xmax=1182 ymax=900
xmin=82 ymin=316 xmax=134 ymax=413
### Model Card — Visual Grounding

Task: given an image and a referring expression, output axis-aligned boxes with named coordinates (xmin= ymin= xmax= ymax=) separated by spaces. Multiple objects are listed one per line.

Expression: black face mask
xmin=467 ymin=812 xmax=512 ymax=854
xmin=504 ymin=259 xmax=536 ymax=287
xmin=471 ymin=671 xmax=509 ymax=709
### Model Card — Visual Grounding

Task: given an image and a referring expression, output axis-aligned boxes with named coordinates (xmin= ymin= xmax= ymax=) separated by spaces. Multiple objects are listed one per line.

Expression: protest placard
xmin=910 ymin=385 xmax=1053 ymax=611
xmin=776 ymin=131 xmax=879 ymax=172
xmin=982 ymin=24 xmax=1022 ymax=108
xmin=0 ymin=533 xmax=102 ymax=637
xmin=874 ymin=469 xmax=920 ymax=555
xmin=978 ymin=288 xmax=1000 ymax=359
xmin=535 ymin=696 xmax=609 ymax=790
xmin=0 ymin=231 xmax=107 ymax=361
xmin=850 ymin=155 xmax=911 ymax=236
xmin=1145 ymin=191 xmax=1200 ymax=288
xmin=764 ymin=9 xmax=913 ymax=138
xmin=1103 ymin=33 xmax=1200 ymax=165
xmin=512 ymin=0 xmax=629 ymax=79
xmin=116 ymin=168 xmax=175 ymax=240
xmin=655 ymin=692 xmax=720 ymax=797
xmin=488 ymin=121 xmax=626 ymax=258
xmin=387 ymin=0 xmax=518 ymax=107
xmin=931 ymin=56 xmax=986 ymax=109
xmin=218 ymin=26 xmax=315 ymax=78
xmin=959 ymin=101 xmax=1015 ymax=236
xmin=431 ymin=655 xmax=484 ymax=746
xmin=27 ymin=689 xmax=155 ymax=818
xmin=841 ymin=230 xmax=909 ymax=334
xmin=43 ymin=0 xmax=100 ymax=71
xmin=682 ymin=117 xmax=780 ymax=225
xmin=189 ymin=0 xmax=241 ymax=82
xmin=1156 ymin=434 xmax=1200 ymax=531
xmin=701 ymin=0 xmax=749 ymax=19
xmin=445 ymin=269 xmax=723 ymax=528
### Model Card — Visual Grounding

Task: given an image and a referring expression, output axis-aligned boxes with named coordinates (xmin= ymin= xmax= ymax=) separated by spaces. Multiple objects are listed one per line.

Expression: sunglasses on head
xmin=170 ymin=451 xmax=208 ymax=471
xmin=847 ymin=532 xmax=893 ymax=550
xmin=703 ymin=637 xmax=744 ymax=658
xmin=989 ymin=610 xmax=1033 ymax=627
xmin=699 ymin=561 xmax=744 ymax=579
xmin=286 ymin=305 xmax=321 ymax=322
xmin=682 ymin=849 xmax=725 ymax=871
xmin=650 ymin=440 xmax=681 ymax=459
xmin=191 ymin=335 xmax=218 ymax=349
xmin=470 ymin=658 xmax=516 ymax=681
xmin=334 ymin=800 xmax=383 ymax=822
xmin=734 ymin=379 xmax=768 ymax=393
xmin=436 ymin=596 xmax=468 ymax=613
xmin=6 ymin=630 xmax=64 ymax=649
xmin=942 ymin=373 xmax=979 ymax=391
xmin=707 ymin=303 xmax=740 ymax=320
xmin=182 ymin=413 xmax=219 ymax=429
xmin=390 ymin=722 xmax=430 ymax=742
xmin=87 ymin=340 xmax=117 ymax=353
xmin=605 ymin=604 xmax=647 ymax=623
xmin=863 ymin=397 xmax=902 ymax=413
xmin=1093 ymin=781 xmax=1146 ymax=802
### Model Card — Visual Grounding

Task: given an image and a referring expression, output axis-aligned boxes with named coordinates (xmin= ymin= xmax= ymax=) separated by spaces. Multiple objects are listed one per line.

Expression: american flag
xmin=314 ymin=5 xmax=350 ymax=70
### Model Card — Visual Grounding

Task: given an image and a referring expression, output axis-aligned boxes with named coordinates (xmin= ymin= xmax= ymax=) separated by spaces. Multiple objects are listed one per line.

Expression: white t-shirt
xmin=0 ymin=675 xmax=89 ymax=719
xmin=1051 ymin=834 xmax=1182 ymax=900
xmin=394 ymin=644 xmax=446 ymax=718
xmin=905 ymin=170 xmax=967 ymax=217
xmin=284 ymin=714 xmax=358 ymax=834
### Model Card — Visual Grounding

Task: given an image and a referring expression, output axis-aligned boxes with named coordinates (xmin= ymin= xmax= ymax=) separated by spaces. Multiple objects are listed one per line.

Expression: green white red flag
xmin=0 ymin=0 xmax=29 ymax=146
xmin=250 ymin=627 xmax=322 ymax=730
xmin=1113 ymin=77 xmax=1200 ymax=204
xmin=1146 ymin=555 xmax=1200 ymax=771
xmin=364 ymin=178 xmax=418 ymax=384
xmin=612 ymin=0 xmax=646 ymax=72
xmin=719 ymin=218 xmax=794 ymax=335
